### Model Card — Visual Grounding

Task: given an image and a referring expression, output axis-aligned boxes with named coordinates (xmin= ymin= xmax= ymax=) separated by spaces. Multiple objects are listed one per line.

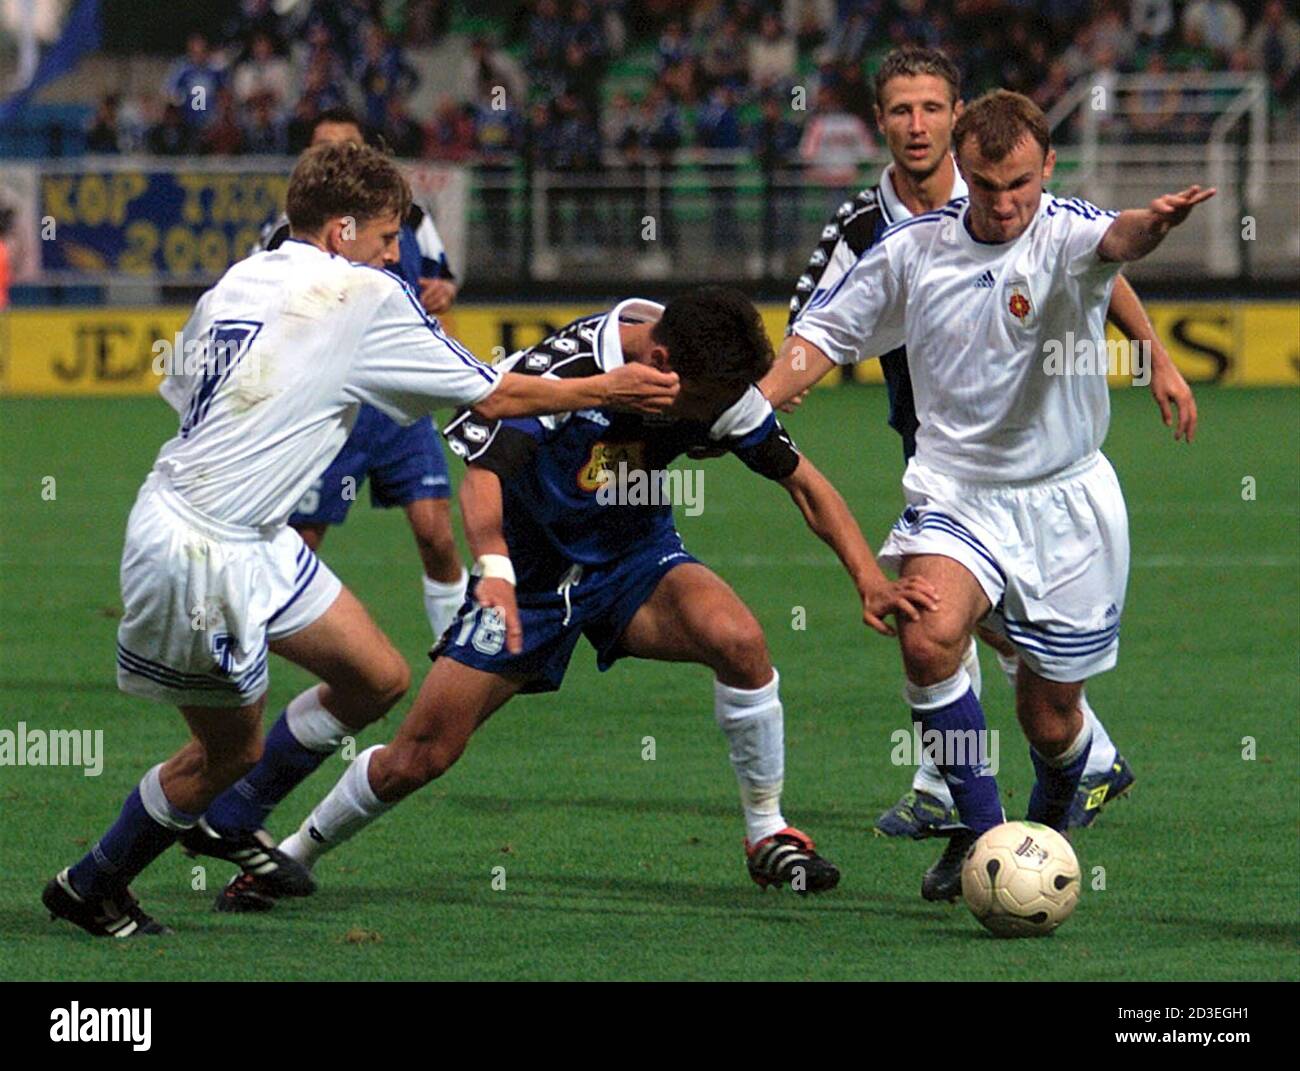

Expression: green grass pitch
xmin=0 ymin=386 xmax=1296 ymax=981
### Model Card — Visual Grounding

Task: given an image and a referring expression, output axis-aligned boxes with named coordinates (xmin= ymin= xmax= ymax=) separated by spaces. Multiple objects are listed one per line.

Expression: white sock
xmin=714 ymin=670 xmax=787 ymax=843
xmin=1080 ymin=693 xmax=1117 ymax=775
xmin=279 ymin=745 xmax=392 ymax=870
xmin=284 ymin=686 xmax=350 ymax=753
xmin=423 ymin=568 xmax=468 ymax=640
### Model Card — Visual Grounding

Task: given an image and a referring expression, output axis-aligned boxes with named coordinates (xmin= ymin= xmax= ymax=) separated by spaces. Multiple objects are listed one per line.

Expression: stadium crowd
xmin=77 ymin=0 xmax=1299 ymax=162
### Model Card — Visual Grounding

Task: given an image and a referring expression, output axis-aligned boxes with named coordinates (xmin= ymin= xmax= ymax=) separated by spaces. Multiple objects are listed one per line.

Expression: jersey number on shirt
xmin=180 ymin=320 xmax=264 ymax=439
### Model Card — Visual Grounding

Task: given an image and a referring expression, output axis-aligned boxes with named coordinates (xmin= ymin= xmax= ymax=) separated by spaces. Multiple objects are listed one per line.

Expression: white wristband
xmin=476 ymin=554 xmax=516 ymax=586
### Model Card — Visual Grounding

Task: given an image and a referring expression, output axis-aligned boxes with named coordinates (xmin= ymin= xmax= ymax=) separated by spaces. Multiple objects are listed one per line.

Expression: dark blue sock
xmin=912 ymin=686 xmax=1004 ymax=834
xmin=203 ymin=710 xmax=332 ymax=837
xmin=1027 ymin=732 xmax=1091 ymax=831
xmin=67 ymin=787 xmax=182 ymax=899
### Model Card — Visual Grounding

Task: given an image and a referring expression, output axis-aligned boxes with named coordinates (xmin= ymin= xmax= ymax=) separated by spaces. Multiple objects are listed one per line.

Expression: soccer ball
xmin=961 ymin=821 xmax=1080 ymax=938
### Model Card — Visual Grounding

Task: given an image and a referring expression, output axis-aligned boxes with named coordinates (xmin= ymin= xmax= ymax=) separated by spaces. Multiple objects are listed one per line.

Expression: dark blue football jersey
xmin=443 ymin=301 xmax=800 ymax=591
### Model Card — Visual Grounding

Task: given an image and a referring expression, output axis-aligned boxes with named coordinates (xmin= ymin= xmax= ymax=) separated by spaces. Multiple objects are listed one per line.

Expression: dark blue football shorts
xmin=432 ymin=530 xmax=698 ymax=693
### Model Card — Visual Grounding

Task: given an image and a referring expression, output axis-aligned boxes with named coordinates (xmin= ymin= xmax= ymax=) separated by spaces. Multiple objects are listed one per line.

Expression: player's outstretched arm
xmin=1098 ymin=185 xmax=1216 ymax=263
xmin=759 ymin=335 xmax=837 ymax=412
xmin=1106 ymin=275 xmax=1197 ymax=442
xmin=779 ymin=455 xmax=939 ymax=636
xmin=458 ymin=465 xmax=523 ymax=654
xmin=474 ymin=364 xmax=679 ymax=421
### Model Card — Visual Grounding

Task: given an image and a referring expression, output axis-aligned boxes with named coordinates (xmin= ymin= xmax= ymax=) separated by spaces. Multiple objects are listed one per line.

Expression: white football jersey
xmin=794 ymin=194 xmax=1122 ymax=482
xmin=154 ymin=238 xmax=498 ymax=526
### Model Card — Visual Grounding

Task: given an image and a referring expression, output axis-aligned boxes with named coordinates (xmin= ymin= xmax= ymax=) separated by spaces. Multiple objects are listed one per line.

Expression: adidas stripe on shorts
xmin=878 ymin=451 xmax=1129 ymax=682
xmin=116 ymin=472 xmax=342 ymax=707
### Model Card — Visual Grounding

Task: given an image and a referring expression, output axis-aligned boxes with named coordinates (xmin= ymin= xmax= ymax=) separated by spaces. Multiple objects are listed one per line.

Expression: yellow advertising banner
xmin=1 ymin=301 xmax=1296 ymax=397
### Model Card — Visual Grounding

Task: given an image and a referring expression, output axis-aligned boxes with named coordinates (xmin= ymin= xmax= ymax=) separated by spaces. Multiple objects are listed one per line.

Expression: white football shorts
xmin=878 ymin=451 xmax=1129 ymax=682
xmin=116 ymin=471 xmax=342 ymax=707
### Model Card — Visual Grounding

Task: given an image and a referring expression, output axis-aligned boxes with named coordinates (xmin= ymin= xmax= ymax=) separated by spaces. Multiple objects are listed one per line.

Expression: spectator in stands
xmin=164 ymin=32 xmax=226 ymax=128
xmin=287 ymin=96 xmax=320 ymax=153
xmin=637 ymin=84 xmax=682 ymax=251
xmin=784 ymin=0 xmax=833 ymax=52
xmin=702 ymin=16 xmax=749 ymax=91
xmin=1183 ymin=0 xmax=1246 ymax=62
xmin=474 ymin=86 xmax=523 ymax=255
xmin=403 ymin=0 xmax=454 ymax=45
xmin=656 ymin=19 xmax=692 ymax=72
xmin=560 ymin=39 xmax=605 ymax=119
xmin=356 ymin=24 xmax=419 ymax=131
xmin=461 ymin=34 xmax=528 ymax=109
xmin=835 ymin=59 xmax=873 ymax=121
xmin=526 ymin=0 xmax=568 ymax=86
xmin=799 ymin=85 xmax=874 ymax=212
xmin=605 ymin=92 xmax=645 ymax=249
xmin=146 ymin=102 xmax=195 ymax=156
xmin=382 ymin=95 xmax=424 ymax=158
xmin=233 ymin=31 xmax=294 ymax=112
xmin=1126 ymin=52 xmax=1184 ymax=140
xmin=242 ymin=90 xmax=288 ymax=154
xmin=1247 ymin=0 xmax=1300 ymax=106
xmin=299 ymin=49 xmax=351 ymax=115
xmin=749 ymin=12 xmax=797 ymax=93
xmin=1032 ymin=56 xmax=1074 ymax=115
xmin=750 ymin=89 xmax=802 ymax=259
xmin=696 ymin=83 xmax=746 ymax=251
xmin=567 ymin=0 xmax=608 ymax=60
xmin=219 ymin=0 xmax=284 ymax=60
xmin=86 ymin=94 xmax=123 ymax=154
xmin=1130 ymin=0 xmax=1176 ymax=47
xmin=426 ymin=94 xmax=476 ymax=161
xmin=198 ymin=88 xmax=246 ymax=155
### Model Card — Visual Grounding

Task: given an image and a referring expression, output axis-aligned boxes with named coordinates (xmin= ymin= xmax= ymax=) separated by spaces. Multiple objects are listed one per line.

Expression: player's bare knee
xmin=711 ymin=615 xmax=770 ymax=687
xmin=900 ymin=621 xmax=963 ymax=684
xmin=386 ymin=738 xmax=455 ymax=796
xmin=369 ymin=652 xmax=411 ymax=712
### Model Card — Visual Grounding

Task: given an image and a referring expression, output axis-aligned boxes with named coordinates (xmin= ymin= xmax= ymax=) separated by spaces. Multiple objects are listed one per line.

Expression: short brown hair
xmin=873 ymin=46 xmax=961 ymax=108
xmin=286 ymin=141 xmax=411 ymax=235
xmin=952 ymin=89 xmax=1050 ymax=163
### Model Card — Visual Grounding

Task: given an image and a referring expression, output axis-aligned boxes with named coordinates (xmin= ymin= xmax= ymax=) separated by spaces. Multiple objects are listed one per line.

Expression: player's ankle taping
xmin=285 ymin=687 xmax=351 ymax=753
xmin=139 ymin=764 xmax=200 ymax=831
xmin=905 ymin=667 xmax=971 ymax=712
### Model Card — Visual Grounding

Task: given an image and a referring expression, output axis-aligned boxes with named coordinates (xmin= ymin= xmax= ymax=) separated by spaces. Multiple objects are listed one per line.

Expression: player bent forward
xmin=43 ymin=140 xmax=678 ymax=937
xmin=767 ymin=90 xmax=1212 ymax=901
xmin=215 ymin=288 xmax=937 ymax=911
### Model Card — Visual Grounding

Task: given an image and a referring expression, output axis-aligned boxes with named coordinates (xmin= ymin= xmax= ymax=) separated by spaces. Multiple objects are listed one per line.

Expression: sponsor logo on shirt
xmin=577 ymin=441 xmax=645 ymax=493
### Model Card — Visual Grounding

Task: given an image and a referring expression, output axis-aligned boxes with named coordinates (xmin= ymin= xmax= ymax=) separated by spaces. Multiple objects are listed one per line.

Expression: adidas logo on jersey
xmin=973 ymin=269 xmax=995 ymax=289
xmin=809 ymin=249 xmax=827 ymax=267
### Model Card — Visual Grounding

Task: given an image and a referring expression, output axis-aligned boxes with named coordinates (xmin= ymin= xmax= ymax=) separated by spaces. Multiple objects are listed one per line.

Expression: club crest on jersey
xmin=577 ymin=441 xmax=645 ymax=493
xmin=1005 ymin=282 xmax=1035 ymax=326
